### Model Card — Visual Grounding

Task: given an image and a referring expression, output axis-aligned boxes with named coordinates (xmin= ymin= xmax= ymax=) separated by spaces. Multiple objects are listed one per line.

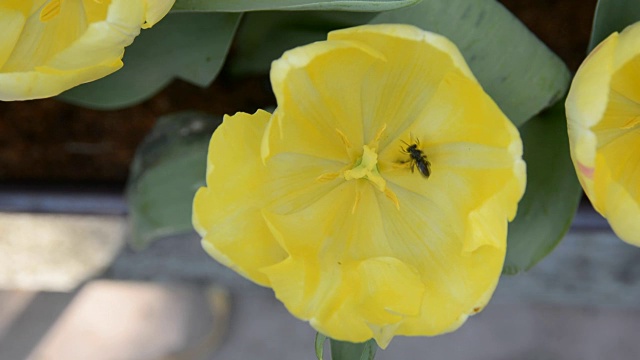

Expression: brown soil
xmin=0 ymin=1 xmax=597 ymax=184
xmin=0 ymin=76 xmax=274 ymax=184
xmin=500 ymin=0 xmax=597 ymax=72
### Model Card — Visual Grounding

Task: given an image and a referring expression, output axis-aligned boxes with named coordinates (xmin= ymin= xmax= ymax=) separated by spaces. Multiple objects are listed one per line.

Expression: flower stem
xmin=315 ymin=333 xmax=378 ymax=360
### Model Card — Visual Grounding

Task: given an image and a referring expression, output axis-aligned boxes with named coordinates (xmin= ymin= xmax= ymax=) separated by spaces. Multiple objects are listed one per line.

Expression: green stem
xmin=315 ymin=333 xmax=378 ymax=360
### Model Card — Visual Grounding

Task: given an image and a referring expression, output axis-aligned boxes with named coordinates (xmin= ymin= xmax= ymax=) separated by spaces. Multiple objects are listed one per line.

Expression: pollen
xmin=369 ymin=123 xmax=388 ymax=150
xmin=335 ymin=128 xmax=351 ymax=148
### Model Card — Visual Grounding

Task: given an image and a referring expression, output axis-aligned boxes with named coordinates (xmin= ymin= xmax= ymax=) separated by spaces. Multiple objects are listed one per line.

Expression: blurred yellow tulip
xmin=0 ymin=0 xmax=174 ymax=101
xmin=566 ymin=21 xmax=640 ymax=246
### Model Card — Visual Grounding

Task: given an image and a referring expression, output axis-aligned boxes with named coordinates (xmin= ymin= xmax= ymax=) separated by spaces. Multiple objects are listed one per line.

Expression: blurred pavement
xmin=1 ymin=280 xmax=640 ymax=360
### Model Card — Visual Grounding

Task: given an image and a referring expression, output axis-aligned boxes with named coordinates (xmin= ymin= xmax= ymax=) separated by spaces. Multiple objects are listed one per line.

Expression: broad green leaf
xmin=316 ymin=333 xmax=328 ymax=360
xmin=230 ymin=11 xmax=375 ymax=75
xmin=58 ymin=13 xmax=240 ymax=110
xmin=371 ymin=0 xmax=570 ymax=127
xmin=589 ymin=0 xmax=640 ymax=51
xmin=503 ymin=101 xmax=582 ymax=275
xmin=126 ymin=112 xmax=220 ymax=250
xmin=172 ymin=0 xmax=419 ymax=12
xmin=330 ymin=339 xmax=377 ymax=360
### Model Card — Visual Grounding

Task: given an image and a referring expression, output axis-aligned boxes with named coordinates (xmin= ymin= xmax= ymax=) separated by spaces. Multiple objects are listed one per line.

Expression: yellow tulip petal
xmin=81 ymin=0 xmax=112 ymax=23
xmin=566 ymin=33 xmax=616 ymax=177
xmin=329 ymin=24 xmax=474 ymax=79
xmin=0 ymin=3 xmax=29 ymax=69
xmin=594 ymin=63 xmax=640 ymax=202
xmin=0 ymin=62 xmax=121 ymax=101
xmin=48 ymin=21 xmax=137 ymax=71
xmin=269 ymin=39 xmax=385 ymax=162
xmin=260 ymin=182 xmax=359 ymax=322
xmin=567 ymin=21 xmax=640 ymax=246
xmin=378 ymin=180 xmax=507 ymax=335
xmin=142 ymin=0 xmax=175 ymax=29
xmin=567 ymin=34 xmax=617 ymax=130
xmin=2 ymin=0 xmax=93 ymax=73
xmin=264 ymin=153 xmax=348 ymax=216
xmin=593 ymin=151 xmax=640 ymax=244
xmin=193 ymin=110 xmax=287 ymax=285
xmin=261 ymin=255 xmax=376 ymax=345
xmin=415 ymin=71 xmax=518 ymax=148
xmin=591 ymin=78 xmax=640 ymax=243
xmin=613 ymin=21 xmax=640 ymax=73
xmin=328 ymin=24 xmax=476 ymax=147
xmin=262 ymin=182 xmax=426 ymax=348
xmin=379 ymin=69 xmax=525 ymax=223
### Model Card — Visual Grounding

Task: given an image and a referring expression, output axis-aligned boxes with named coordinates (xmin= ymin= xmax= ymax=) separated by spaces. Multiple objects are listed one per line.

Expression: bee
xmin=401 ymin=138 xmax=431 ymax=178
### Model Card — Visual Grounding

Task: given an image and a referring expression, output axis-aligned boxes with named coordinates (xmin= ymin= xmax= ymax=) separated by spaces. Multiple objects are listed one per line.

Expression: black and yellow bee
xmin=401 ymin=139 xmax=431 ymax=178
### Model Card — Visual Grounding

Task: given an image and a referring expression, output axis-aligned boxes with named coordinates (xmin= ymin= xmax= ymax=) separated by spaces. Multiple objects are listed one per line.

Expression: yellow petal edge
xmin=194 ymin=24 xmax=526 ymax=348
xmin=0 ymin=0 xmax=175 ymax=101
xmin=566 ymin=21 xmax=640 ymax=246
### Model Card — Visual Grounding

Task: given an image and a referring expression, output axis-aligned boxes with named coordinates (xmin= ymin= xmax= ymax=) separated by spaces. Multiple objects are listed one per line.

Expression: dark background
xmin=0 ymin=0 xmax=596 ymax=185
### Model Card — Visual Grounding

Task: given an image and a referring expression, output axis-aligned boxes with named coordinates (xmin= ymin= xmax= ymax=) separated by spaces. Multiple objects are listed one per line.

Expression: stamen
xmin=40 ymin=0 xmax=61 ymax=22
xmin=373 ymin=123 xmax=388 ymax=143
xmin=335 ymin=128 xmax=352 ymax=149
xmin=351 ymin=188 xmax=361 ymax=214
xmin=384 ymin=188 xmax=400 ymax=210
xmin=316 ymin=172 xmax=340 ymax=183
xmin=622 ymin=116 xmax=640 ymax=129
xmin=368 ymin=123 xmax=388 ymax=150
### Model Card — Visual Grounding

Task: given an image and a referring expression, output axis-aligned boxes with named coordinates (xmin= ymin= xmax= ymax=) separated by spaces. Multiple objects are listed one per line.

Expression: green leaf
xmin=315 ymin=333 xmax=328 ymax=360
xmin=503 ymin=100 xmax=582 ymax=275
xmin=126 ymin=112 xmax=220 ymax=250
xmin=330 ymin=339 xmax=377 ymax=360
xmin=370 ymin=0 xmax=570 ymax=127
xmin=230 ymin=11 xmax=375 ymax=76
xmin=589 ymin=0 xmax=640 ymax=51
xmin=57 ymin=12 xmax=240 ymax=110
xmin=172 ymin=0 xmax=419 ymax=12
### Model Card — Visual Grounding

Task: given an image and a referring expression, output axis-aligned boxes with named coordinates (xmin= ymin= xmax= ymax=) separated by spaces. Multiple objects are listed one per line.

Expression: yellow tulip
xmin=0 ymin=0 xmax=175 ymax=101
xmin=566 ymin=22 xmax=640 ymax=246
xmin=193 ymin=24 xmax=526 ymax=347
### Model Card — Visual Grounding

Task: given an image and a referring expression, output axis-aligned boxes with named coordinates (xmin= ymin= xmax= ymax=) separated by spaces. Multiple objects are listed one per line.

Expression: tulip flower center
xmin=343 ymin=145 xmax=400 ymax=211
xmin=343 ymin=145 xmax=387 ymax=191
